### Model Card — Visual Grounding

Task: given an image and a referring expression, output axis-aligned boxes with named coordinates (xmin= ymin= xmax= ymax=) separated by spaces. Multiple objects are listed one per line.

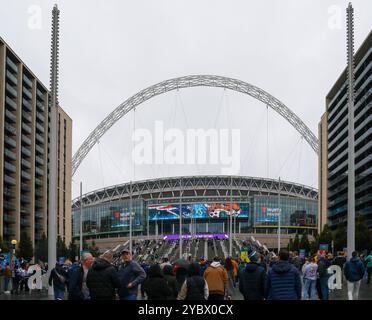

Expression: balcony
xmin=36 ymin=122 xmax=44 ymax=133
xmin=22 ymin=134 xmax=32 ymax=146
xmin=6 ymin=57 xmax=18 ymax=73
xmin=5 ymin=122 xmax=16 ymax=135
xmin=22 ymin=86 xmax=32 ymax=100
xmin=3 ymin=214 xmax=16 ymax=224
xmin=21 ymin=158 xmax=31 ymax=169
xmin=35 ymin=133 xmax=44 ymax=144
xmin=4 ymin=149 xmax=16 ymax=161
xmin=35 ymin=178 xmax=43 ymax=186
xmin=20 ymin=218 xmax=30 ymax=227
xmin=6 ymin=69 xmax=19 ymax=85
xmin=21 ymin=182 xmax=30 ymax=191
xmin=21 ymin=122 xmax=32 ymax=135
xmin=35 ymin=155 xmax=44 ymax=165
xmin=21 ymin=195 xmax=30 ymax=204
xmin=4 ymin=161 xmax=16 ymax=173
xmin=5 ymin=96 xmax=17 ymax=110
xmin=3 ymin=200 xmax=16 ymax=210
xmin=35 ymin=166 xmax=44 ymax=177
xmin=5 ymin=83 xmax=18 ymax=98
xmin=5 ymin=109 xmax=17 ymax=123
xmin=4 ymin=174 xmax=16 ymax=186
xmin=35 ymin=211 xmax=44 ymax=219
xmin=23 ymin=75 xmax=33 ymax=88
xmin=35 ymin=144 xmax=44 ymax=155
xmin=35 ymin=199 xmax=44 ymax=208
xmin=21 ymin=170 xmax=31 ymax=180
xmin=3 ymin=187 xmax=15 ymax=198
xmin=21 ymin=146 xmax=31 ymax=157
xmin=36 ymin=112 xmax=45 ymax=122
xmin=22 ymin=110 xmax=32 ymax=123
xmin=35 ymin=189 xmax=44 ymax=197
xmin=36 ymin=89 xmax=45 ymax=100
xmin=4 ymin=136 xmax=17 ymax=149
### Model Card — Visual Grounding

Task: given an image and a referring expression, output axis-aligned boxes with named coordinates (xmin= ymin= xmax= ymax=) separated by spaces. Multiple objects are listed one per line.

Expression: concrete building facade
xmin=0 ymin=37 xmax=72 ymax=249
xmin=319 ymin=31 xmax=372 ymax=231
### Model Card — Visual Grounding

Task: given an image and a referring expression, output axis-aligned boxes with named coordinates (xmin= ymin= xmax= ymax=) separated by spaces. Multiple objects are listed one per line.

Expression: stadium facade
xmin=72 ymin=176 xmax=318 ymax=243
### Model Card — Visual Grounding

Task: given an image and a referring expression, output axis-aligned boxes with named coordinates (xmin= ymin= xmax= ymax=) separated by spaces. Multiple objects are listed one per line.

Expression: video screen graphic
xmin=148 ymin=202 xmax=249 ymax=221
xmin=255 ymin=207 xmax=279 ymax=224
xmin=111 ymin=207 xmax=141 ymax=228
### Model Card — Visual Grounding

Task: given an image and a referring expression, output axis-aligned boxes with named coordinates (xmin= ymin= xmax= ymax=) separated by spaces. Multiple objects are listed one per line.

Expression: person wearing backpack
xmin=177 ymin=262 xmax=209 ymax=300
xmin=344 ymin=251 xmax=365 ymax=300
xmin=365 ymin=251 xmax=372 ymax=285
xmin=48 ymin=261 xmax=68 ymax=300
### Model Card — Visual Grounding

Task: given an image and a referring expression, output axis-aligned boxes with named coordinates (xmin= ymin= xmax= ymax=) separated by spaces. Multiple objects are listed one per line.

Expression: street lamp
xmin=11 ymin=239 xmax=17 ymax=266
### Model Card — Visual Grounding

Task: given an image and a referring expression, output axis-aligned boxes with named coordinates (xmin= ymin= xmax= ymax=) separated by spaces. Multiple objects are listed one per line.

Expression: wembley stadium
xmin=72 ymin=175 xmax=318 ymax=254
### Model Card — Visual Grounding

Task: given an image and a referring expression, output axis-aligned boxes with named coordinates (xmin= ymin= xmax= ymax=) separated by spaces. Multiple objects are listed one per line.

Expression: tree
xmin=57 ymin=236 xmax=68 ymax=259
xmin=287 ymin=238 xmax=294 ymax=251
xmin=299 ymin=231 xmax=310 ymax=255
xmin=0 ymin=236 xmax=9 ymax=253
xmin=333 ymin=224 xmax=347 ymax=252
xmin=67 ymin=240 xmax=78 ymax=262
xmin=309 ymin=234 xmax=320 ymax=255
xmin=318 ymin=224 xmax=333 ymax=249
xmin=355 ymin=216 xmax=372 ymax=252
xmin=34 ymin=233 xmax=48 ymax=263
xmin=293 ymin=233 xmax=300 ymax=252
xmin=88 ymin=240 xmax=100 ymax=257
xmin=17 ymin=231 xmax=34 ymax=262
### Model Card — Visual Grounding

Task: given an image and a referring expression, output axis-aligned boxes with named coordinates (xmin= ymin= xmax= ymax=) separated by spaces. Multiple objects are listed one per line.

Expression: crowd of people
xmin=43 ymin=245 xmax=371 ymax=300
xmin=1 ymin=243 xmax=371 ymax=300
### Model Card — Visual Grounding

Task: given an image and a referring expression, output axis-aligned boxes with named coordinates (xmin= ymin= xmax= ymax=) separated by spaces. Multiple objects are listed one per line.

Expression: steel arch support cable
xmin=72 ymin=75 xmax=319 ymax=176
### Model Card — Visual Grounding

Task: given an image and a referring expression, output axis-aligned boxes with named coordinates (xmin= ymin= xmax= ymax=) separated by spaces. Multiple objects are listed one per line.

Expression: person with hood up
xmin=177 ymin=262 xmax=209 ymax=300
xmin=86 ymin=252 xmax=121 ymax=300
xmin=344 ymin=251 xmax=365 ymax=300
xmin=163 ymin=264 xmax=178 ymax=299
xmin=265 ymin=249 xmax=302 ymax=300
xmin=143 ymin=264 xmax=172 ymax=300
xmin=203 ymin=256 xmax=228 ymax=300
xmin=238 ymin=251 xmax=266 ymax=300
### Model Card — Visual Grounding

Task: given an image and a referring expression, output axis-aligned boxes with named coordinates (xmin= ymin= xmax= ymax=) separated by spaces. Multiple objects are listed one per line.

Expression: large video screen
xmin=148 ymin=202 xmax=249 ymax=221
xmin=111 ymin=207 xmax=141 ymax=228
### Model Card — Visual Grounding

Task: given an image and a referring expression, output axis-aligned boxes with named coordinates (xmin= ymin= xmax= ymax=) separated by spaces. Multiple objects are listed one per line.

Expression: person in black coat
xmin=238 ymin=251 xmax=266 ymax=300
xmin=86 ymin=252 xmax=121 ymax=300
xmin=143 ymin=264 xmax=172 ymax=300
xmin=163 ymin=264 xmax=178 ymax=299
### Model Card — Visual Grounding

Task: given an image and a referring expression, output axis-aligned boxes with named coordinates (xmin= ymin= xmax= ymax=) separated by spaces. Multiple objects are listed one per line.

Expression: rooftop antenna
xmin=48 ymin=3 xmax=60 ymax=296
xmin=346 ymin=2 xmax=355 ymax=260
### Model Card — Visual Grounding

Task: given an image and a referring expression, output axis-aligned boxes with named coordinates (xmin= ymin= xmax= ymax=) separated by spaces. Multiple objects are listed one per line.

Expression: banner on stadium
xmin=148 ymin=202 xmax=249 ymax=221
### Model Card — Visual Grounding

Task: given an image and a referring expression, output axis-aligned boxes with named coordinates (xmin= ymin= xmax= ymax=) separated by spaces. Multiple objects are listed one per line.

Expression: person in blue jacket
xmin=344 ymin=251 xmax=365 ymax=300
xmin=117 ymin=249 xmax=146 ymax=300
xmin=265 ymin=249 xmax=302 ymax=300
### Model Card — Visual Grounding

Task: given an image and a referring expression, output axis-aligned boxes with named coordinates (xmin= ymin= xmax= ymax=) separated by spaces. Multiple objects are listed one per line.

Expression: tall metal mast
xmin=346 ymin=2 xmax=355 ymax=260
xmin=48 ymin=4 xmax=60 ymax=295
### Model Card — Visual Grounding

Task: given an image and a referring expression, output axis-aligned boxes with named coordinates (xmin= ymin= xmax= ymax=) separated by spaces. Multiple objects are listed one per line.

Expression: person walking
xmin=67 ymin=252 xmax=94 ymax=300
xmin=238 ymin=251 xmax=266 ymax=300
xmin=163 ymin=264 xmax=178 ymax=299
xmin=48 ymin=261 xmax=68 ymax=300
xmin=344 ymin=251 xmax=365 ymax=300
xmin=265 ymin=250 xmax=302 ymax=300
xmin=203 ymin=257 xmax=228 ymax=300
xmin=143 ymin=264 xmax=172 ymax=300
xmin=224 ymin=257 xmax=236 ymax=299
xmin=317 ymin=255 xmax=331 ymax=300
xmin=86 ymin=251 xmax=121 ymax=300
xmin=303 ymin=256 xmax=318 ymax=300
xmin=3 ymin=263 xmax=12 ymax=293
xmin=177 ymin=262 xmax=209 ymax=300
xmin=117 ymin=249 xmax=146 ymax=300
xmin=364 ymin=251 xmax=372 ymax=285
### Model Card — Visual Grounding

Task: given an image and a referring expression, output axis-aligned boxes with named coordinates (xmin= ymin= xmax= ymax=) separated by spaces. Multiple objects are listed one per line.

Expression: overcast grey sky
xmin=1 ymin=0 xmax=371 ymax=199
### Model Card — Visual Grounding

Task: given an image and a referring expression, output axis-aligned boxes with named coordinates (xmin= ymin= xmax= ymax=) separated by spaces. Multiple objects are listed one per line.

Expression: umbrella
xmin=173 ymin=258 xmax=190 ymax=269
